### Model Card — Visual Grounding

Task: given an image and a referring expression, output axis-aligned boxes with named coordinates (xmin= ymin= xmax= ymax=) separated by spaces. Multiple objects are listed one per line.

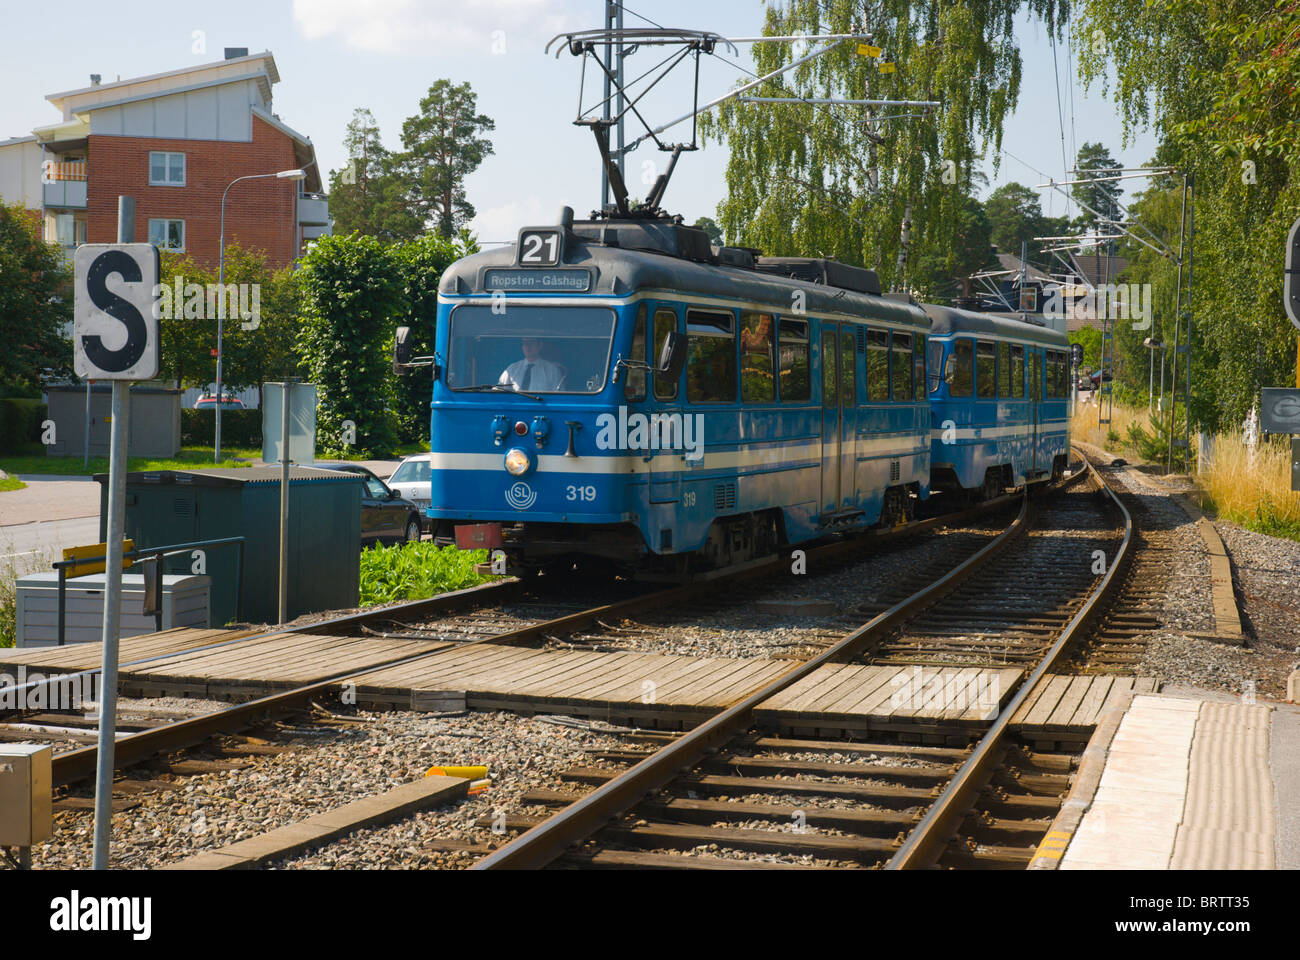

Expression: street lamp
xmin=1143 ymin=336 xmax=1164 ymax=413
xmin=214 ymin=168 xmax=307 ymax=461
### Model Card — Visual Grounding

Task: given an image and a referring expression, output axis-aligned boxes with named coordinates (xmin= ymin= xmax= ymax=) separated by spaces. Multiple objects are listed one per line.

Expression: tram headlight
xmin=504 ymin=447 xmax=533 ymax=476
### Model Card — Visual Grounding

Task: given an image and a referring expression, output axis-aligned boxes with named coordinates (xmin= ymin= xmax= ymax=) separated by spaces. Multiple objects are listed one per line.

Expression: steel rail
xmin=885 ymin=447 xmax=1131 ymax=869
xmin=472 ymin=492 xmax=1042 ymax=869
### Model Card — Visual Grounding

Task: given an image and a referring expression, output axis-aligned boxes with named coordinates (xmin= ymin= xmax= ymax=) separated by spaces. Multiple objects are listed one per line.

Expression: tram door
xmin=820 ymin=324 xmax=841 ymax=518
xmin=1030 ymin=349 xmax=1041 ymax=474
xmin=839 ymin=327 xmax=857 ymax=510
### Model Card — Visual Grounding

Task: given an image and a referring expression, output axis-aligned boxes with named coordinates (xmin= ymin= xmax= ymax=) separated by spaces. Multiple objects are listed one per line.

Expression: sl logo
xmin=506 ymin=481 xmax=537 ymax=510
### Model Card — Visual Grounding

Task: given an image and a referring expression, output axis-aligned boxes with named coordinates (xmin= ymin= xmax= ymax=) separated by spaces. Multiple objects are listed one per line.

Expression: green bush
xmin=359 ymin=542 xmax=494 ymax=606
xmin=0 ymin=398 xmax=46 ymax=454
xmin=181 ymin=408 xmax=262 ymax=448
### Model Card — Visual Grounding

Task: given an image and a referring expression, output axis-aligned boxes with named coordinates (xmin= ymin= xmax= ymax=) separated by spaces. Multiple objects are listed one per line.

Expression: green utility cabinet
xmin=97 ymin=467 xmax=362 ymax=626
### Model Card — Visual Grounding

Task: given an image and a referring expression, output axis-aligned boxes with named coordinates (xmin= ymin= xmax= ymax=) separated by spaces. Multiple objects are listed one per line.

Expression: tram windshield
xmin=446 ymin=305 xmax=617 ymax=395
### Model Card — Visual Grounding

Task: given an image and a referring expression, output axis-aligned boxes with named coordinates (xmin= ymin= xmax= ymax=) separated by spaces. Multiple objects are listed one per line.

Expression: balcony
xmin=43 ymin=161 xmax=87 ymax=209
xmin=298 ymin=193 xmax=330 ymax=227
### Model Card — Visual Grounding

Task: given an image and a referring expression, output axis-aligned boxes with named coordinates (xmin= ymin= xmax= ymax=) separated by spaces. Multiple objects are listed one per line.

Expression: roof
xmin=93 ymin=466 xmax=362 ymax=486
xmin=46 ymin=52 xmax=279 ymax=116
xmin=251 ymin=106 xmax=321 ymax=192
xmin=921 ymin=303 xmax=1070 ymax=348
xmin=991 ymin=252 xmax=1055 ymax=283
xmin=440 ymin=230 xmax=931 ymax=330
xmin=1071 ymin=253 xmax=1130 ymax=288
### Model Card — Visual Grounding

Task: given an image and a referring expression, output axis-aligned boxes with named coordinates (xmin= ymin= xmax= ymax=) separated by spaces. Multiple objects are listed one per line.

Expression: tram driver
xmin=500 ymin=337 xmax=566 ymax=392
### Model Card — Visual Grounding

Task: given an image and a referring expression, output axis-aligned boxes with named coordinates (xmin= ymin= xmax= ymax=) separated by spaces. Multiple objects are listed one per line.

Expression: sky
xmin=0 ymin=0 xmax=1158 ymax=244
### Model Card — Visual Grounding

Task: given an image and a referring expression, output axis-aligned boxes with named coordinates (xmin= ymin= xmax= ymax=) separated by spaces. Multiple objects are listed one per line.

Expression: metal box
xmin=14 ymin=572 xmax=210 ymax=647
xmin=98 ymin=467 xmax=362 ymax=626
xmin=0 ymin=744 xmax=52 ymax=847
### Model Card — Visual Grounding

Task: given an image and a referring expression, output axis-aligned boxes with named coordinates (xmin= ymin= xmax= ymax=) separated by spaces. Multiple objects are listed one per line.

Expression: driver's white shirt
xmin=499 ymin=357 xmax=565 ymax=391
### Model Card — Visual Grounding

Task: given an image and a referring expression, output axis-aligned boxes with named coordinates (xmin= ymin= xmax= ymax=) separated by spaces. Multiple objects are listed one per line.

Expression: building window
xmin=148 ymin=218 xmax=185 ymax=252
xmin=149 ymin=152 xmax=186 ymax=186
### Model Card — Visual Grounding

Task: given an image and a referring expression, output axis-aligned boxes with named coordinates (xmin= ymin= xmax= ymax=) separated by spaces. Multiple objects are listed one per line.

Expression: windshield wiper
xmin=458 ymin=384 xmax=545 ymax=401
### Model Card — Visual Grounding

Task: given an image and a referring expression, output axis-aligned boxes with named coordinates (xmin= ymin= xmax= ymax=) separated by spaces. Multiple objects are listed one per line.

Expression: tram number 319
xmin=566 ymin=485 xmax=597 ymax=502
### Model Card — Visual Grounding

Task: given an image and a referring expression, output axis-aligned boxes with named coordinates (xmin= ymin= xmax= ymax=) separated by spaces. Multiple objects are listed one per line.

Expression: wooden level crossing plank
xmin=0 ymin=627 xmax=259 ymax=675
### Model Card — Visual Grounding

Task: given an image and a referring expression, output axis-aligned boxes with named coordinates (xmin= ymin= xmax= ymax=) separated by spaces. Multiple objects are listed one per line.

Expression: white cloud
xmin=292 ymin=0 xmax=576 ymax=56
xmin=470 ymin=194 xmax=551 ymax=242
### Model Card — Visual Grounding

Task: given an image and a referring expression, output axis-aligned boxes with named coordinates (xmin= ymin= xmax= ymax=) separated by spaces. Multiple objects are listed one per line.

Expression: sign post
xmin=74 ymin=198 xmax=159 ymax=870
xmin=262 ymin=382 xmax=316 ymax=624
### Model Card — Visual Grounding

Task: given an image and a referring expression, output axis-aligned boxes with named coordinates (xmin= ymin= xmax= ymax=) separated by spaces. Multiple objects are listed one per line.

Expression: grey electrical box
xmin=0 ymin=744 xmax=52 ymax=847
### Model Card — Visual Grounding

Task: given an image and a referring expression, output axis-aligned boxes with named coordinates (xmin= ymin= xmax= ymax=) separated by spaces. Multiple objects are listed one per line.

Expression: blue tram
xmin=924 ymin=305 xmax=1072 ymax=499
xmin=418 ymin=211 xmax=935 ymax=577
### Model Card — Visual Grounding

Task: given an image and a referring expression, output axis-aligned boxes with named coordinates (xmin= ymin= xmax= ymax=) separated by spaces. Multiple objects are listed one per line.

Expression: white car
xmin=388 ymin=454 xmax=432 ymax=517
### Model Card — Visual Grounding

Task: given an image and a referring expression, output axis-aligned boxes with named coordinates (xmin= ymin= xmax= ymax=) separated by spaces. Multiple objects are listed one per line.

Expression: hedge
xmin=181 ymin=408 xmax=262 ymax=449
xmin=0 ymin=398 xmax=47 ymax=453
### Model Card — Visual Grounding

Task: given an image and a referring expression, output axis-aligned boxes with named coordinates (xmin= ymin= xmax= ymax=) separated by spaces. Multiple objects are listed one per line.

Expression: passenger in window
xmin=500 ymin=338 xmax=566 ymax=391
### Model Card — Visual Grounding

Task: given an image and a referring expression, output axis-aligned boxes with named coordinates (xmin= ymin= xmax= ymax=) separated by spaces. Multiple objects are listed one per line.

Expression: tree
xmin=400 ymin=80 xmax=495 ymax=237
xmin=693 ymin=216 xmax=724 ymax=246
xmin=912 ymin=192 xmax=996 ymax=301
xmin=700 ymin=0 xmax=1067 ymax=291
xmin=1070 ymin=142 xmax=1123 ymax=235
xmin=1075 ymin=0 xmax=1300 ymax=431
xmin=296 ymin=234 xmax=406 ymax=457
xmin=155 ymin=243 xmax=301 ymax=390
xmin=0 ymin=202 xmax=72 ymax=392
xmin=327 ymin=108 xmax=422 ymax=242
xmin=393 ymin=231 xmax=476 ymax=444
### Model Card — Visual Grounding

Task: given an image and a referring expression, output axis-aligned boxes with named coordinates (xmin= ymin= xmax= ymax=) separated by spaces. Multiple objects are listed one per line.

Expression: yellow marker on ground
xmin=857 ymin=43 xmax=882 ymax=57
xmin=63 ymin=540 xmax=134 ymax=578
xmin=425 ymin=764 xmax=488 ymax=781
xmin=1032 ymin=830 xmax=1072 ymax=860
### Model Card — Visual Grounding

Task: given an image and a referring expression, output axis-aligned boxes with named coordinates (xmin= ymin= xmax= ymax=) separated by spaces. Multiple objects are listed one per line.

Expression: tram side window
xmin=866 ymin=328 xmax=890 ymax=401
xmin=1053 ymin=352 xmax=1066 ymax=398
xmin=914 ymin=334 xmax=927 ymax=400
xmin=892 ymin=332 xmax=914 ymax=401
xmin=740 ymin=311 xmax=776 ymax=403
xmin=625 ymin=305 xmax=647 ymax=402
xmin=840 ymin=328 xmax=856 ymax=407
xmin=686 ymin=310 xmax=737 ymax=403
xmin=976 ymin=340 xmax=996 ymax=398
xmin=947 ymin=339 xmax=974 ymax=398
xmin=653 ymin=308 xmax=679 ymax=401
xmin=779 ymin=318 xmax=811 ymax=401
xmin=1030 ymin=350 xmax=1042 ymax=400
xmin=1010 ymin=344 xmax=1025 ymax=398
xmin=1047 ymin=351 xmax=1060 ymax=398
xmin=821 ymin=329 xmax=837 ymax=407
xmin=998 ymin=342 xmax=1011 ymax=397
xmin=927 ymin=339 xmax=943 ymax=394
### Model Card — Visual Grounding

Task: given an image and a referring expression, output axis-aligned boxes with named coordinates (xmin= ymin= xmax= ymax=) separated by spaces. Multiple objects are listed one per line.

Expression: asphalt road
xmin=0 ymin=515 xmax=101 ymax=571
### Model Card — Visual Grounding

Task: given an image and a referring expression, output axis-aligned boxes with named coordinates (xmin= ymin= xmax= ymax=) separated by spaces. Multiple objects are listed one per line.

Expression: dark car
xmin=314 ymin=463 xmax=424 ymax=547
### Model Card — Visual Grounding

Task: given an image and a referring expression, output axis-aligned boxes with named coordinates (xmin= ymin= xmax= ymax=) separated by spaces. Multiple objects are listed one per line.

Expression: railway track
xmin=471 ymin=447 xmax=1132 ymax=870
xmin=3 ymin=478 xmax=1021 ymax=800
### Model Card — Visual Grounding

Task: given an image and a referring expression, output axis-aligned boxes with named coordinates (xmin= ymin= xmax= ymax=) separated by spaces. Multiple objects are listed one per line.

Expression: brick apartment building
xmin=0 ymin=49 xmax=329 ymax=269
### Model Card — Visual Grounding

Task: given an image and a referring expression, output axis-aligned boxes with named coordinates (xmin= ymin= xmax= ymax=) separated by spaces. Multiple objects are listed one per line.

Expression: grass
xmin=0 ymin=445 xmax=263 ymax=477
xmin=0 ymin=475 xmax=25 ymax=492
xmin=0 ymin=540 xmax=57 ymax=648
xmin=359 ymin=541 xmax=497 ymax=607
xmin=1072 ymin=399 xmax=1300 ymax=542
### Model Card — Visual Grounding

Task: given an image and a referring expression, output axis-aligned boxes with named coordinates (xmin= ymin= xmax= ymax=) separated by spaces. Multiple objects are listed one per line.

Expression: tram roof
xmin=921 ymin=303 xmax=1070 ymax=347
xmin=439 ymin=236 xmax=931 ymax=329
